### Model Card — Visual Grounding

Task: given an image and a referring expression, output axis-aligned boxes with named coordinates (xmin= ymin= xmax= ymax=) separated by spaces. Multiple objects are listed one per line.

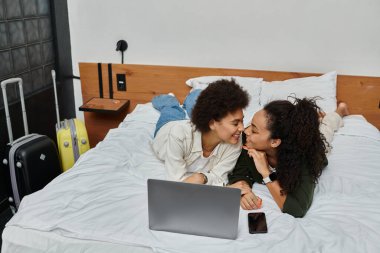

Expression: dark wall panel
xmin=0 ymin=0 xmax=55 ymax=105
xmin=50 ymin=0 xmax=75 ymax=119
xmin=0 ymin=0 xmax=75 ymax=212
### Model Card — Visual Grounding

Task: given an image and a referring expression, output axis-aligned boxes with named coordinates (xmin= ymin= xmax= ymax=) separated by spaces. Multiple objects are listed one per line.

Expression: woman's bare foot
xmin=318 ymin=111 xmax=326 ymax=123
xmin=336 ymin=102 xmax=349 ymax=117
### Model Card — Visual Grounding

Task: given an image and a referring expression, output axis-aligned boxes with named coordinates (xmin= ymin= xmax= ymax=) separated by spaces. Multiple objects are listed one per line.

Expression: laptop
xmin=147 ymin=179 xmax=241 ymax=239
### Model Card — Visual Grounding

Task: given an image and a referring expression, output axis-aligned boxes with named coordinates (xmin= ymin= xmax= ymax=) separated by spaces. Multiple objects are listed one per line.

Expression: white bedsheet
xmin=2 ymin=104 xmax=380 ymax=253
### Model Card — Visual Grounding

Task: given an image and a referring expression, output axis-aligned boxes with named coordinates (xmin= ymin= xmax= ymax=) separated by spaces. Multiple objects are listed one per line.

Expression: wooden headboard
xmin=79 ymin=63 xmax=380 ymax=146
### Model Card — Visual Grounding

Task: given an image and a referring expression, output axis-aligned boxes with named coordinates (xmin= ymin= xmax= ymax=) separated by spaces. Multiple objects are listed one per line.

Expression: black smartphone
xmin=248 ymin=212 xmax=268 ymax=234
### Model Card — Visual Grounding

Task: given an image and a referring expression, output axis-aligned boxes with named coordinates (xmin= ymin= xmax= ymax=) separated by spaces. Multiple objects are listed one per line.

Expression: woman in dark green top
xmin=228 ymin=98 xmax=349 ymax=218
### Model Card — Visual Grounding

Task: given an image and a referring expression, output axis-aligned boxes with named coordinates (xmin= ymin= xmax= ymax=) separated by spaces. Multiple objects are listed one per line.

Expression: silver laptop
xmin=147 ymin=179 xmax=241 ymax=239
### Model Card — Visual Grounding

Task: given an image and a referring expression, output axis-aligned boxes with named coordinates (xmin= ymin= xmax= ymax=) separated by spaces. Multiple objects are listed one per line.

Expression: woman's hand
xmin=227 ymin=180 xmax=252 ymax=195
xmin=182 ymin=173 xmax=205 ymax=184
xmin=240 ymin=192 xmax=262 ymax=210
xmin=228 ymin=181 xmax=263 ymax=209
xmin=243 ymin=147 xmax=271 ymax=178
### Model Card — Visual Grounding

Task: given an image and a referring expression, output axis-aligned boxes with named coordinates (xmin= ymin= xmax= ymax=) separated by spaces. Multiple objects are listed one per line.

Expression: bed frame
xmin=79 ymin=63 xmax=380 ymax=147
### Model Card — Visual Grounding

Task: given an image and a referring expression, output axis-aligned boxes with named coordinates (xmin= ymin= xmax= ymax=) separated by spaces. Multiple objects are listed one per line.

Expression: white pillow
xmin=186 ymin=76 xmax=263 ymax=127
xmin=260 ymin=71 xmax=337 ymax=113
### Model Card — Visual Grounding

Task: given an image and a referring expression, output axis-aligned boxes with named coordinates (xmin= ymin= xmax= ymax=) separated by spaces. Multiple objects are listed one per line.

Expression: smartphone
xmin=248 ymin=212 xmax=268 ymax=234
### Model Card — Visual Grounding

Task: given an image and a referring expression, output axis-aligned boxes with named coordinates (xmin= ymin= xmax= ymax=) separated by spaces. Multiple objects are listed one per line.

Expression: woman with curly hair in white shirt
xmin=152 ymin=79 xmax=249 ymax=186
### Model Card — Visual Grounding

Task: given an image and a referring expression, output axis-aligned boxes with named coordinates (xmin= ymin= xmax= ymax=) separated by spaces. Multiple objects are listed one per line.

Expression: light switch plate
xmin=116 ymin=74 xmax=126 ymax=91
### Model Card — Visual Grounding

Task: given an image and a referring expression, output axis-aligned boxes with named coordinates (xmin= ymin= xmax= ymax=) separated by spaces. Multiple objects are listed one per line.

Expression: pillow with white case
xmin=260 ymin=71 xmax=337 ymax=113
xmin=185 ymin=76 xmax=263 ymax=127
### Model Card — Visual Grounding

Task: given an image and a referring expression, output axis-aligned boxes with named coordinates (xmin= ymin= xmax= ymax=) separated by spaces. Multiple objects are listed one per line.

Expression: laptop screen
xmin=148 ymin=179 xmax=241 ymax=239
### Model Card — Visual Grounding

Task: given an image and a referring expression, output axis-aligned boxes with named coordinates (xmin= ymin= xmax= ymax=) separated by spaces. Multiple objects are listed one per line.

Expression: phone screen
xmin=248 ymin=212 xmax=268 ymax=234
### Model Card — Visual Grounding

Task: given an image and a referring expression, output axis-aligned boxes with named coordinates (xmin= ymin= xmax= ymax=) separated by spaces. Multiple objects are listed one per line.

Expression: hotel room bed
xmin=2 ymin=101 xmax=380 ymax=253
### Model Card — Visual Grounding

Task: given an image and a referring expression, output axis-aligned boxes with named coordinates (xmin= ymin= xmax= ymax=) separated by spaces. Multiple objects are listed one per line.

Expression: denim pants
xmin=152 ymin=89 xmax=202 ymax=136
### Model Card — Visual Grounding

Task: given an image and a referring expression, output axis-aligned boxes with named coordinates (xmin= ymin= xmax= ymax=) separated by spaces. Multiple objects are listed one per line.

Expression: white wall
xmin=67 ymin=0 xmax=380 ymax=119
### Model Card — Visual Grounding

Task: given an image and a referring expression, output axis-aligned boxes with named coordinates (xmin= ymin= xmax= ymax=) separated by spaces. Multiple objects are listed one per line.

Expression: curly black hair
xmin=263 ymin=97 xmax=327 ymax=194
xmin=191 ymin=79 xmax=249 ymax=133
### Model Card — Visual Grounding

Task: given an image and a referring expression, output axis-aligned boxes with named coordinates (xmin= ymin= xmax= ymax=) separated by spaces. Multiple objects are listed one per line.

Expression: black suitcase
xmin=1 ymin=78 xmax=61 ymax=211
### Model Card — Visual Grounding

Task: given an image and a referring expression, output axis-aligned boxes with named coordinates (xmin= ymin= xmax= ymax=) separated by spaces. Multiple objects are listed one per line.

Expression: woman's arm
xmin=162 ymin=132 xmax=190 ymax=181
xmin=227 ymin=149 xmax=255 ymax=186
xmin=182 ymin=173 xmax=205 ymax=184
xmin=244 ymin=148 xmax=286 ymax=210
xmin=245 ymin=147 xmax=319 ymax=217
xmin=263 ymin=180 xmax=286 ymax=210
xmin=281 ymin=170 xmax=317 ymax=218
xmin=227 ymin=149 xmax=263 ymax=209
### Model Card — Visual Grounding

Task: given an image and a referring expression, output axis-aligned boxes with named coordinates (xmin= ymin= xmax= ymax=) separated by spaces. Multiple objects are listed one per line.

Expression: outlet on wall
xmin=116 ymin=74 xmax=126 ymax=91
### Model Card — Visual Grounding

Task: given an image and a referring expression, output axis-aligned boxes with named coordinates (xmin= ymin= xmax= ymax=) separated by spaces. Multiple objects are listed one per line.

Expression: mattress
xmin=2 ymin=103 xmax=380 ymax=253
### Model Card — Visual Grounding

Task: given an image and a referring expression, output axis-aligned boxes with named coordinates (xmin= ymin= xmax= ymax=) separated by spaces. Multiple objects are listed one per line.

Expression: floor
xmin=0 ymin=207 xmax=13 ymax=252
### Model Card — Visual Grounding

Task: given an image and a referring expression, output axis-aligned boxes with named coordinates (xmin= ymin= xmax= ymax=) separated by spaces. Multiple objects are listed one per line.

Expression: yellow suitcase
xmin=56 ymin=119 xmax=90 ymax=171
xmin=52 ymin=70 xmax=90 ymax=171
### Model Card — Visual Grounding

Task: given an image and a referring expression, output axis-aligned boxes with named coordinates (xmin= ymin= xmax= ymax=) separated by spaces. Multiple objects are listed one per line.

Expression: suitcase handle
xmin=1 ymin=78 xmax=29 ymax=143
xmin=51 ymin=70 xmax=61 ymax=126
xmin=11 ymin=133 xmax=39 ymax=146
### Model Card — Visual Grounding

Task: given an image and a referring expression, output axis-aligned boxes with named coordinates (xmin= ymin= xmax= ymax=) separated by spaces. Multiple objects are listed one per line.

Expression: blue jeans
xmin=152 ymin=89 xmax=202 ymax=136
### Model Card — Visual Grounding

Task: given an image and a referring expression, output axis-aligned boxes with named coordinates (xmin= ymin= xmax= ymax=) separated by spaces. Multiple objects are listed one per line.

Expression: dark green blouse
xmin=228 ymin=148 xmax=327 ymax=218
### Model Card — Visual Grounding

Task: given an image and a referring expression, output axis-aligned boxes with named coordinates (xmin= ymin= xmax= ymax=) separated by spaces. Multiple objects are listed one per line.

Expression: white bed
xmin=2 ymin=103 xmax=380 ymax=253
